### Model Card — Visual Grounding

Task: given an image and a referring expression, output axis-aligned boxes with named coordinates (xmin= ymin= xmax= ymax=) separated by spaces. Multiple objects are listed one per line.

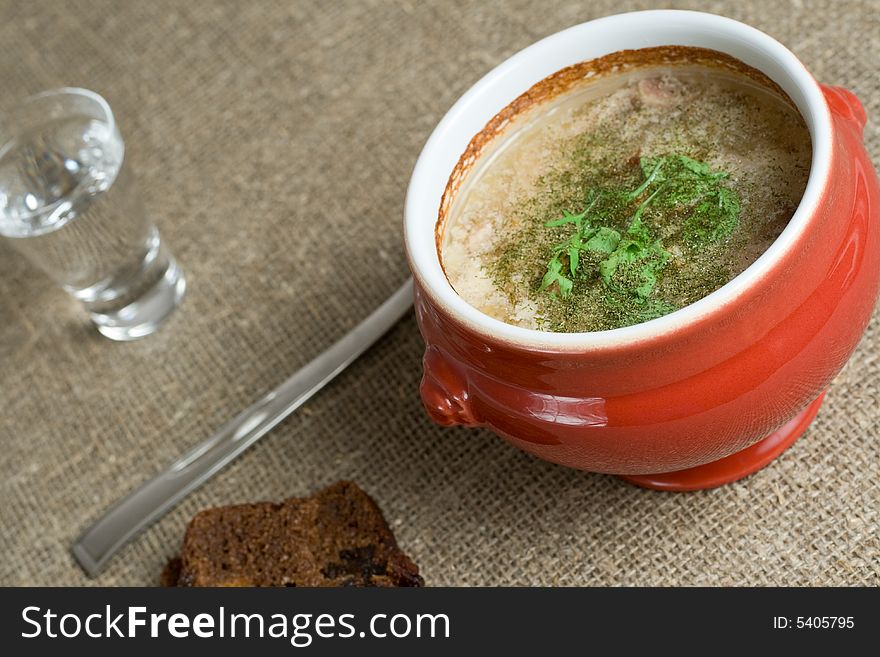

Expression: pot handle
xmin=420 ymin=345 xmax=481 ymax=427
xmin=821 ymin=85 xmax=867 ymax=133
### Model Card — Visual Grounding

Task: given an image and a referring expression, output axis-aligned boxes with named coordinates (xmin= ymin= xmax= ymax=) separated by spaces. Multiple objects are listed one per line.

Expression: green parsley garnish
xmin=635 ymin=154 xmax=741 ymax=244
xmin=538 ymin=154 xmax=740 ymax=304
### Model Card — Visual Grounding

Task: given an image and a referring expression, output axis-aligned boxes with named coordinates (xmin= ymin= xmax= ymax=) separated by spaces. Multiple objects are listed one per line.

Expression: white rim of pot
xmin=404 ymin=10 xmax=832 ymax=351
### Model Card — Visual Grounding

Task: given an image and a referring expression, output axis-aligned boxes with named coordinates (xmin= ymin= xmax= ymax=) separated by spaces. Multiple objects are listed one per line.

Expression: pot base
xmin=618 ymin=391 xmax=827 ymax=491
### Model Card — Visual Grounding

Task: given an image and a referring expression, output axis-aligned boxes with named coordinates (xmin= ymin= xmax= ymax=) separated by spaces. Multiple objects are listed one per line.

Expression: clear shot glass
xmin=0 ymin=88 xmax=185 ymax=340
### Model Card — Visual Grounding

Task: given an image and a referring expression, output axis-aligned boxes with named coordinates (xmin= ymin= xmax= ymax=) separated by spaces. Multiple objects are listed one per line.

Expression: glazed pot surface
xmin=404 ymin=12 xmax=880 ymax=487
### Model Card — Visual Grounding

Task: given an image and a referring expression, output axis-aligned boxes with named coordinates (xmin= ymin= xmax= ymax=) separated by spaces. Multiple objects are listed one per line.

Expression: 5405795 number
xmin=773 ymin=616 xmax=854 ymax=629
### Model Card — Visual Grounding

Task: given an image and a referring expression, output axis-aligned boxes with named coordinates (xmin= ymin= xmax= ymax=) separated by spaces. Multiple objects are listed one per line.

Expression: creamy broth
xmin=441 ymin=60 xmax=811 ymax=332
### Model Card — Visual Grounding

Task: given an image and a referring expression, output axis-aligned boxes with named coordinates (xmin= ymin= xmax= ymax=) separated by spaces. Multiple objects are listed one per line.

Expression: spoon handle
xmin=72 ymin=278 xmax=414 ymax=577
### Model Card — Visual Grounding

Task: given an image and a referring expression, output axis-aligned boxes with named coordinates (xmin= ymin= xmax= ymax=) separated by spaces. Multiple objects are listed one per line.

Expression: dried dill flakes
xmin=598 ymin=216 xmax=671 ymax=300
xmin=487 ymin=153 xmax=742 ymax=332
xmin=446 ymin=69 xmax=812 ymax=334
xmin=635 ymin=154 xmax=741 ymax=244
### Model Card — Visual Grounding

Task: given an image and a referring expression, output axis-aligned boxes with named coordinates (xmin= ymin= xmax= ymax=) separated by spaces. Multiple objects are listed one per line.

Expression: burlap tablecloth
xmin=1 ymin=0 xmax=877 ymax=587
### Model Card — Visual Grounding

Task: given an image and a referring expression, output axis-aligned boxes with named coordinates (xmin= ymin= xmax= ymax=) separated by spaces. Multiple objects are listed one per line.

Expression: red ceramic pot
xmin=403 ymin=11 xmax=879 ymax=490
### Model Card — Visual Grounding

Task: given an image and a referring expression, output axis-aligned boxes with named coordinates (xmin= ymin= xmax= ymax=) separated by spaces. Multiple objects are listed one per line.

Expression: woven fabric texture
xmin=0 ymin=0 xmax=878 ymax=586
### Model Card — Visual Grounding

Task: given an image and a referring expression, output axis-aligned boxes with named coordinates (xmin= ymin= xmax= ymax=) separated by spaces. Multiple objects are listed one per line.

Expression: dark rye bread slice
xmin=163 ymin=481 xmax=423 ymax=587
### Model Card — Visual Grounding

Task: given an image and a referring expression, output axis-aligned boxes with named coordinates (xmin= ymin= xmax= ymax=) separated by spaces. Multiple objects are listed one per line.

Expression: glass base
xmin=88 ymin=257 xmax=186 ymax=341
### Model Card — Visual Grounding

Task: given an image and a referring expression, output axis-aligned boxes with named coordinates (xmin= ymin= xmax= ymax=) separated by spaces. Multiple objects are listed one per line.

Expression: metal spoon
xmin=72 ymin=278 xmax=414 ymax=577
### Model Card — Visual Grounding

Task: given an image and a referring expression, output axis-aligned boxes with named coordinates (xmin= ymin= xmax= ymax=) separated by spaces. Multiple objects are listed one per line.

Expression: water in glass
xmin=0 ymin=93 xmax=184 ymax=340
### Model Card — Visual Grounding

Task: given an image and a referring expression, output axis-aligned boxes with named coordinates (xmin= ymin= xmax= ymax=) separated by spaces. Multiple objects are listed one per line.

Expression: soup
xmin=440 ymin=48 xmax=811 ymax=332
